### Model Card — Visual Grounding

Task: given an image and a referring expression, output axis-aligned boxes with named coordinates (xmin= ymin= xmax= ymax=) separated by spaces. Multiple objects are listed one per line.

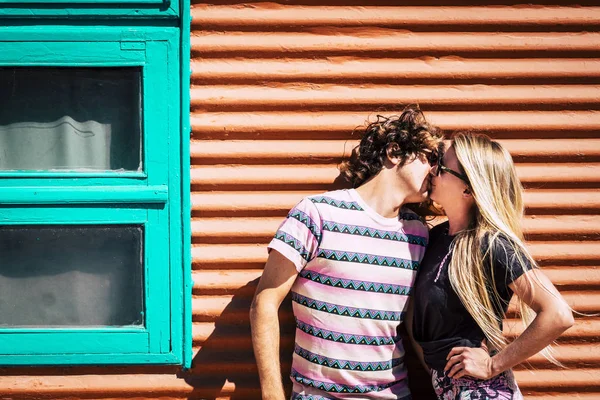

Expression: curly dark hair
xmin=340 ymin=104 xmax=444 ymax=188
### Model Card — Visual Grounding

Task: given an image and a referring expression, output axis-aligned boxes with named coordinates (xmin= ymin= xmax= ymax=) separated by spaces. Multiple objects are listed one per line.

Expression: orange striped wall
xmin=3 ymin=1 xmax=600 ymax=399
xmin=189 ymin=1 xmax=600 ymax=399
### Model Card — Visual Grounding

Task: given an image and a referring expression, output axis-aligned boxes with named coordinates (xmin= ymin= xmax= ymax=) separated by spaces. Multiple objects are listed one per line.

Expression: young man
xmin=250 ymin=105 xmax=443 ymax=400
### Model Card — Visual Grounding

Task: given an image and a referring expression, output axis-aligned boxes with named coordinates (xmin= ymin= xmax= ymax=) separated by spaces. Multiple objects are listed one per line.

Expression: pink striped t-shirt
xmin=268 ymin=189 xmax=429 ymax=400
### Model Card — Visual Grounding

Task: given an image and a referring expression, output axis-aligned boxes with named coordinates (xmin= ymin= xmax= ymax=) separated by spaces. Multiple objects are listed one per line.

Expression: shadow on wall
xmin=182 ymin=278 xmax=295 ymax=400
xmin=181 ymin=279 xmax=436 ymax=400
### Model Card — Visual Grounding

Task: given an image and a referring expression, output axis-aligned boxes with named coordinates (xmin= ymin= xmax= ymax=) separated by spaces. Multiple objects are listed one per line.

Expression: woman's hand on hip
xmin=444 ymin=346 xmax=496 ymax=380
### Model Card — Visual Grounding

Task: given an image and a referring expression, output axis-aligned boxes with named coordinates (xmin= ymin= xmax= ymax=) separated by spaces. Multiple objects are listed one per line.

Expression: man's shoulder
xmin=399 ymin=207 xmax=426 ymax=223
xmin=399 ymin=207 xmax=429 ymax=234
xmin=304 ymin=189 xmax=362 ymax=211
xmin=306 ymin=189 xmax=352 ymax=202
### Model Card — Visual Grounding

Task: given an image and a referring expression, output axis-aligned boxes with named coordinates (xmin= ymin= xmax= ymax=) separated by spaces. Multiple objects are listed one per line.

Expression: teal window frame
xmin=0 ymin=0 xmax=178 ymax=18
xmin=0 ymin=27 xmax=188 ymax=366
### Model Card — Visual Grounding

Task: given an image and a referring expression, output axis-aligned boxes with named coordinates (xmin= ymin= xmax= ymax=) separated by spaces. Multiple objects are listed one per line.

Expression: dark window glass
xmin=0 ymin=225 xmax=144 ymax=327
xmin=0 ymin=67 xmax=142 ymax=171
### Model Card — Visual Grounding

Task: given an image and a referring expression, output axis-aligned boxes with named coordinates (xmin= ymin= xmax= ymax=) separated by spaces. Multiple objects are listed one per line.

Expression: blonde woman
xmin=409 ymin=133 xmax=574 ymax=399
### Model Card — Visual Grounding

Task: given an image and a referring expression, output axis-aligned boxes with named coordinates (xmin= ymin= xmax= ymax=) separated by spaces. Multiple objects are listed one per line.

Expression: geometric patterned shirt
xmin=267 ymin=189 xmax=429 ymax=399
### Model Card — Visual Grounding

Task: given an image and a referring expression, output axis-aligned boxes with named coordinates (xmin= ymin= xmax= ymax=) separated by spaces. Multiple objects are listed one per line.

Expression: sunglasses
xmin=428 ymin=149 xmax=470 ymax=185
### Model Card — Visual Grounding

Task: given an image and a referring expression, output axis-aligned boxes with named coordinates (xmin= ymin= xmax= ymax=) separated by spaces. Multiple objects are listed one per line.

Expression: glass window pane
xmin=0 ymin=67 xmax=142 ymax=171
xmin=0 ymin=225 xmax=144 ymax=327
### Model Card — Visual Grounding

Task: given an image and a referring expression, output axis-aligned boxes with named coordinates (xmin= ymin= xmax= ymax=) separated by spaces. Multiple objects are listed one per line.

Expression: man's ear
xmin=386 ymin=143 xmax=401 ymax=164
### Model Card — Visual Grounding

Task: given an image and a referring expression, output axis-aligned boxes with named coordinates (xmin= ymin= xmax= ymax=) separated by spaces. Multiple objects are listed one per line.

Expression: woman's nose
xmin=429 ymin=164 xmax=438 ymax=176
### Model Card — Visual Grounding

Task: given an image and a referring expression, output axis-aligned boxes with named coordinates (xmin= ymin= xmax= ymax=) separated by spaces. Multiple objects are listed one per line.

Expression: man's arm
xmin=250 ymin=250 xmax=300 ymax=400
xmin=404 ymin=297 xmax=429 ymax=373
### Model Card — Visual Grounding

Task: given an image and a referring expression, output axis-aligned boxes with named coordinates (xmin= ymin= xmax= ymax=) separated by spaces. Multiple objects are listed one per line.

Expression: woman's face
xmin=430 ymin=144 xmax=470 ymax=207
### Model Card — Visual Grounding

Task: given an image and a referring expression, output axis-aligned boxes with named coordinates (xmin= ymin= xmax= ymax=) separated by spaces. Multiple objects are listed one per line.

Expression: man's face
xmin=397 ymin=152 xmax=434 ymax=204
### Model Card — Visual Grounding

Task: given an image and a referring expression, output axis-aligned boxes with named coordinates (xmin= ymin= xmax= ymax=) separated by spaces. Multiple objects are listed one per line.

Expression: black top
xmin=412 ymin=222 xmax=532 ymax=370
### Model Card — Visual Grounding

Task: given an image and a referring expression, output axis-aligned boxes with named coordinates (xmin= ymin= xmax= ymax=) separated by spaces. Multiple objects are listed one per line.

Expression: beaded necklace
xmin=433 ymin=247 xmax=453 ymax=283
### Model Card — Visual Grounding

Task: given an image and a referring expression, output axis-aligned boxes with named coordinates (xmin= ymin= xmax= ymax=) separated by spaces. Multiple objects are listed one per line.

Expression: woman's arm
xmin=444 ymin=268 xmax=574 ymax=379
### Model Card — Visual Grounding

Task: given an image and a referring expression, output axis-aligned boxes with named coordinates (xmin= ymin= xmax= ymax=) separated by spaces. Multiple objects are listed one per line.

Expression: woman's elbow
xmin=561 ymin=311 xmax=575 ymax=331
xmin=555 ymin=302 xmax=575 ymax=332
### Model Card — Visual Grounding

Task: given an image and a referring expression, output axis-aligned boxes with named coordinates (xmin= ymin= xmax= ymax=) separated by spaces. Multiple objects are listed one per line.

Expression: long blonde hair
xmin=448 ymin=132 xmax=558 ymax=364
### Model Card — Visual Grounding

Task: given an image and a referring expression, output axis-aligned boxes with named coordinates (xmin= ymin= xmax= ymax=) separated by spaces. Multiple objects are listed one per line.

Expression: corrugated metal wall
xmin=3 ymin=1 xmax=600 ymax=399
xmin=189 ymin=1 xmax=600 ymax=399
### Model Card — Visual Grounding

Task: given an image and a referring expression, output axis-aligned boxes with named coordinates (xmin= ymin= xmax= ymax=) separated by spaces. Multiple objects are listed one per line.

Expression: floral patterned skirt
xmin=431 ymin=368 xmax=523 ymax=400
